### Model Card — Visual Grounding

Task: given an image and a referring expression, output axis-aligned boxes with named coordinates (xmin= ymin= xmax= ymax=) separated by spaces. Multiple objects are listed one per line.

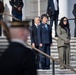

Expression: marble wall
xmin=3 ymin=0 xmax=76 ymax=36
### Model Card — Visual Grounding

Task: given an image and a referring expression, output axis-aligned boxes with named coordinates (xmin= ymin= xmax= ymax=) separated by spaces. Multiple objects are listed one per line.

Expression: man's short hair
xmin=41 ymin=14 xmax=48 ymax=20
xmin=34 ymin=16 xmax=40 ymax=21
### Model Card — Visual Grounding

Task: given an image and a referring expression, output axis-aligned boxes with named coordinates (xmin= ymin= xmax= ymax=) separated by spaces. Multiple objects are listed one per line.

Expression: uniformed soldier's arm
xmin=17 ymin=0 xmax=24 ymax=9
xmin=17 ymin=0 xmax=24 ymax=12
xmin=20 ymin=0 xmax=24 ymax=8
xmin=9 ymin=0 xmax=17 ymax=8
xmin=16 ymin=0 xmax=24 ymax=11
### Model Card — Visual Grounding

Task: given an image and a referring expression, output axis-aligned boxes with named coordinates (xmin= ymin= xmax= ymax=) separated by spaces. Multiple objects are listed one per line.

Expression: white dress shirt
xmin=35 ymin=23 xmax=39 ymax=28
xmin=53 ymin=0 xmax=58 ymax=10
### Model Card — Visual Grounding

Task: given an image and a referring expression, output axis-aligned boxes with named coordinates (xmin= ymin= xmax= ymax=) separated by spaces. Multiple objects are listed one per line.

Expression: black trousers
xmin=33 ymin=45 xmax=40 ymax=69
xmin=39 ymin=44 xmax=50 ymax=69
xmin=50 ymin=11 xmax=59 ymax=37
xmin=74 ymin=23 xmax=76 ymax=37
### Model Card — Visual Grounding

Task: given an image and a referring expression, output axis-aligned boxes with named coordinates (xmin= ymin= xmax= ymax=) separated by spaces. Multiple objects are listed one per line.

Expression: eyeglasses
xmin=63 ymin=20 xmax=67 ymax=22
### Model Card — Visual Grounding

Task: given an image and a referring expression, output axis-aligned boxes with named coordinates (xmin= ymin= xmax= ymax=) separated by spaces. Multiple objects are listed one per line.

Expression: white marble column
xmin=38 ymin=0 xmax=40 ymax=16
xmin=59 ymin=0 xmax=75 ymax=36
xmin=59 ymin=0 xmax=68 ymax=19
xmin=1 ymin=0 xmax=11 ymax=37
xmin=68 ymin=0 xmax=76 ymax=37
xmin=2 ymin=0 xmax=76 ymax=36
xmin=3 ymin=0 xmax=12 ymax=21
xmin=22 ymin=0 xmax=31 ymax=20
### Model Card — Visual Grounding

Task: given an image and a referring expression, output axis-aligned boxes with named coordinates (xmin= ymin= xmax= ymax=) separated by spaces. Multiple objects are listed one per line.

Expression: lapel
xmin=41 ymin=23 xmax=45 ymax=29
xmin=47 ymin=24 xmax=50 ymax=31
xmin=41 ymin=23 xmax=50 ymax=31
xmin=57 ymin=0 xmax=59 ymax=3
xmin=34 ymin=24 xmax=38 ymax=30
xmin=60 ymin=26 xmax=68 ymax=35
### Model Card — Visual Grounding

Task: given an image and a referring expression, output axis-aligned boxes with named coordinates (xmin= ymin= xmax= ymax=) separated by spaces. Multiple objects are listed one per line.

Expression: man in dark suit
xmin=9 ymin=0 xmax=24 ymax=21
xmin=0 ymin=21 xmax=37 ymax=75
xmin=38 ymin=14 xmax=52 ymax=69
xmin=47 ymin=0 xmax=59 ymax=37
xmin=30 ymin=17 xmax=40 ymax=69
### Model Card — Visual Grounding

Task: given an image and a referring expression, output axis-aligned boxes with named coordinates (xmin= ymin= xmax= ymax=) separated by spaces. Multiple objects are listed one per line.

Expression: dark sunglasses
xmin=63 ymin=20 xmax=67 ymax=22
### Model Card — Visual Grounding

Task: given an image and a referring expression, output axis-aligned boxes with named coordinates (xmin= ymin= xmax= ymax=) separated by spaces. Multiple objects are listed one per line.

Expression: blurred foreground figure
xmin=0 ymin=1 xmax=4 ymax=36
xmin=0 ymin=20 xmax=37 ymax=75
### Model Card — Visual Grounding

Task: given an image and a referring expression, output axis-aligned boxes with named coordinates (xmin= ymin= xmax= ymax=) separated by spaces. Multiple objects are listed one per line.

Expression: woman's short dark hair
xmin=59 ymin=17 xmax=70 ymax=30
xmin=41 ymin=14 xmax=48 ymax=20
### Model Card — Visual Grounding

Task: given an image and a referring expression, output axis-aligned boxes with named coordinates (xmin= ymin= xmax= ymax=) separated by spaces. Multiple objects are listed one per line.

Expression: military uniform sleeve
xmin=9 ymin=0 xmax=17 ymax=8
xmin=20 ymin=0 xmax=24 ymax=8
xmin=9 ymin=0 xmax=24 ymax=9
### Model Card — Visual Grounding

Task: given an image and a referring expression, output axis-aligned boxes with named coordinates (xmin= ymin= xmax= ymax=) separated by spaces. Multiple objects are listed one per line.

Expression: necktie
xmin=53 ymin=0 xmax=58 ymax=10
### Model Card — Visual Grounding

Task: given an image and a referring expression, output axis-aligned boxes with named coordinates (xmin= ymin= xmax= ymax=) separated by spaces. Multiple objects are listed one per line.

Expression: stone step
xmin=51 ymin=54 xmax=76 ymax=57
xmin=0 ymin=46 xmax=76 ymax=50
xmin=0 ymin=48 xmax=76 ymax=53
xmin=0 ymin=37 xmax=76 ymax=43
xmin=27 ymin=41 xmax=76 ymax=44
xmin=49 ymin=65 xmax=76 ymax=69
xmin=51 ymin=52 xmax=76 ymax=54
xmin=0 ymin=37 xmax=76 ymax=75
xmin=51 ymin=47 xmax=76 ymax=50
xmin=0 ymin=36 xmax=76 ymax=39
xmin=0 ymin=38 xmax=64 ymax=41
xmin=37 ymin=69 xmax=76 ymax=75
xmin=1 ymin=40 xmax=76 ymax=44
xmin=0 ymin=43 xmax=76 ymax=47
xmin=0 ymin=49 xmax=76 ymax=54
